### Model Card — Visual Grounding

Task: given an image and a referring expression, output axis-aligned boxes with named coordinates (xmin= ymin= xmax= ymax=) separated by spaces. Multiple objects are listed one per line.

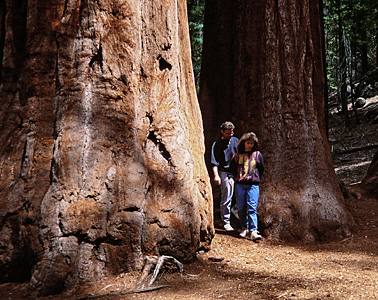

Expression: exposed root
xmin=139 ymin=255 xmax=184 ymax=287
xmin=75 ymin=255 xmax=184 ymax=300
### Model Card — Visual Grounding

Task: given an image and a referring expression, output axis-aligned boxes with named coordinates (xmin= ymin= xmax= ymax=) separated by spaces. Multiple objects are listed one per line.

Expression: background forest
xmin=188 ymin=0 xmax=377 ymax=103
xmin=188 ymin=0 xmax=378 ymax=187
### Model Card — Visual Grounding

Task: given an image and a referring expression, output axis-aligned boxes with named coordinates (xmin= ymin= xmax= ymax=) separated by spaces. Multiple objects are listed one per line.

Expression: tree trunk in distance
xmin=338 ymin=0 xmax=349 ymax=127
xmin=0 ymin=0 xmax=213 ymax=295
xmin=376 ymin=25 xmax=378 ymax=67
xmin=361 ymin=150 xmax=378 ymax=196
xmin=199 ymin=0 xmax=355 ymax=242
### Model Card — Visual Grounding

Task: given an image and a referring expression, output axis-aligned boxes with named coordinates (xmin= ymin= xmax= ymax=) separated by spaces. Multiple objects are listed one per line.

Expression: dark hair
xmin=237 ymin=132 xmax=259 ymax=153
xmin=220 ymin=121 xmax=235 ymax=131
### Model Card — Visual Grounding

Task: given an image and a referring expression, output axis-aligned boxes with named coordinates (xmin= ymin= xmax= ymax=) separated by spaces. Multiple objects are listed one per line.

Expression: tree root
xmin=75 ymin=255 xmax=184 ymax=300
xmin=139 ymin=255 xmax=184 ymax=287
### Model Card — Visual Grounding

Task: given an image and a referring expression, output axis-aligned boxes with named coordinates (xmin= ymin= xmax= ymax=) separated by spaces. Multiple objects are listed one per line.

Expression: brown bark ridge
xmin=0 ymin=0 xmax=213 ymax=295
xmin=199 ymin=0 xmax=355 ymax=242
xmin=361 ymin=150 xmax=378 ymax=195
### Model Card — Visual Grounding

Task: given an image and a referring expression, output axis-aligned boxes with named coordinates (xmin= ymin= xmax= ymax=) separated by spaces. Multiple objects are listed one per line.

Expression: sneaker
xmin=223 ymin=223 xmax=234 ymax=231
xmin=239 ymin=229 xmax=248 ymax=238
xmin=249 ymin=230 xmax=262 ymax=240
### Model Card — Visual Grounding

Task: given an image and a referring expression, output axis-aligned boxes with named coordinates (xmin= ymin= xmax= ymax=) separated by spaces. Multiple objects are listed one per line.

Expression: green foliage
xmin=186 ymin=0 xmax=377 ymax=95
xmin=187 ymin=0 xmax=205 ymax=92
xmin=324 ymin=0 xmax=377 ymax=92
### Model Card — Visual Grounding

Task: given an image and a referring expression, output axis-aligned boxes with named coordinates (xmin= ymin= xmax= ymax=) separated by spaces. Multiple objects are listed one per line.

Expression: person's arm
xmin=228 ymin=154 xmax=237 ymax=179
xmin=227 ymin=154 xmax=238 ymax=187
xmin=211 ymin=142 xmax=221 ymax=185
xmin=212 ymin=165 xmax=221 ymax=185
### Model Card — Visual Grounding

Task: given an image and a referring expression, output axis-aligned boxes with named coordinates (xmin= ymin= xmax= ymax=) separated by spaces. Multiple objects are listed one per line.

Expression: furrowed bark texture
xmin=199 ymin=0 xmax=354 ymax=242
xmin=362 ymin=150 xmax=378 ymax=195
xmin=0 ymin=0 xmax=213 ymax=295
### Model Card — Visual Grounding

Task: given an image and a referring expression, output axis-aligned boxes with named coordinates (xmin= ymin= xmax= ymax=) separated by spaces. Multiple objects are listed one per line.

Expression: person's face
xmin=244 ymin=140 xmax=254 ymax=152
xmin=221 ymin=129 xmax=234 ymax=140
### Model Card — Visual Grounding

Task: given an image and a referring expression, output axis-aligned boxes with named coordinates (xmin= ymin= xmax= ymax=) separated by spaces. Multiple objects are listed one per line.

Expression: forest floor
xmin=330 ymin=95 xmax=378 ymax=185
xmin=1 ymin=97 xmax=378 ymax=300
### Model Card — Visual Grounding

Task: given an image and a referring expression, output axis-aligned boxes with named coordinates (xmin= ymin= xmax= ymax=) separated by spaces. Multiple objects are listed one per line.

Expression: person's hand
xmin=214 ymin=175 xmax=221 ymax=185
xmin=229 ymin=178 xmax=234 ymax=187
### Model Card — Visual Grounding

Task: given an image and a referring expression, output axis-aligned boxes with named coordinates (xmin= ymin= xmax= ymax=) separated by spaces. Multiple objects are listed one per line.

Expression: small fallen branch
xmin=333 ymin=143 xmax=378 ymax=155
xmin=208 ymin=256 xmax=224 ymax=262
xmin=277 ymin=292 xmax=288 ymax=298
xmin=75 ymin=285 xmax=170 ymax=300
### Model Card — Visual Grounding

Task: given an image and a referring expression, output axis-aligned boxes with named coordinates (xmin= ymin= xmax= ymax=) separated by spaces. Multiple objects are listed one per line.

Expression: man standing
xmin=211 ymin=121 xmax=239 ymax=231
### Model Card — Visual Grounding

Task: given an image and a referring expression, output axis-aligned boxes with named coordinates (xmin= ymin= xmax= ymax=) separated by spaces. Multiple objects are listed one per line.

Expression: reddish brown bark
xmin=362 ymin=150 xmax=378 ymax=195
xmin=199 ymin=0 xmax=354 ymax=242
xmin=0 ymin=0 xmax=213 ymax=295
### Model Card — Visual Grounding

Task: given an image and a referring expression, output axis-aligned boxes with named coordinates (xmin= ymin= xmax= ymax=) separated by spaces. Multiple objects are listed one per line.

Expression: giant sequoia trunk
xmin=199 ymin=0 xmax=354 ymax=242
xmin=0 ymin=0 xmax=213 ymax=295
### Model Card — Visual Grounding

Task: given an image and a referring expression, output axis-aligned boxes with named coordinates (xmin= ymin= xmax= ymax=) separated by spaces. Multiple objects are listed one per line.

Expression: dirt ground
xmin=3 ymin=188 xmax=378 ymax=300
xmin=1 ymin=97 xmax=378 ymax=300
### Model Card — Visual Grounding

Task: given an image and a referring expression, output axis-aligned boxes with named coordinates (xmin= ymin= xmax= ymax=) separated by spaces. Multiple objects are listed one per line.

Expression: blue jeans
xmin=219 ymin=171 xmax=234 ymax=225
xmin=235 ymin=184 xmax=259 ymax=231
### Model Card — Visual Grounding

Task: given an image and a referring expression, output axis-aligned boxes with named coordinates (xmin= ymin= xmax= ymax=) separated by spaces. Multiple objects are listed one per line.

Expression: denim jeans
xmin=219 ymin=170 xmax=234 ymax=225
xmin=235 ymin=183 xmax=259 ymax=231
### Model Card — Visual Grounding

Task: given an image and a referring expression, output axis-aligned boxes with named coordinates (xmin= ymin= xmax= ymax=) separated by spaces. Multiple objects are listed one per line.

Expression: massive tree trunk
xmin=199 ymin=0 xmax=354 ymax=242
xmin=0 ymin=0 xmax=213 ymax=295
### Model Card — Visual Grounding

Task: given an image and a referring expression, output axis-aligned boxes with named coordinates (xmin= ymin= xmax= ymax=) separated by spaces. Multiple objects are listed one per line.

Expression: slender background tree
xmin=324 ymin=0 xmax=377 ymax=91
xmin=187 ymin=0 xmax=205 ymax=91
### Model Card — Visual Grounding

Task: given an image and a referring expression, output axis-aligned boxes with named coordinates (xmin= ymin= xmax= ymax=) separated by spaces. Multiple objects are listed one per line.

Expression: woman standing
xmin=229 ymin=132 xmax=264 ymax=240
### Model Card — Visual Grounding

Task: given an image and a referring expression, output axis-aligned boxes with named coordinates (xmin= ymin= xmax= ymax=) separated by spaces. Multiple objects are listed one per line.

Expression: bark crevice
xmin=157 ymin=55 xmax=172 ymax=71
xmin=147 ymin=131 xmax=173 ymax=165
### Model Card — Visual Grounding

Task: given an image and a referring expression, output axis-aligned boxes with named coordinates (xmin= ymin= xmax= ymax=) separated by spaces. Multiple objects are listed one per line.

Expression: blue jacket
xmin=211 ymin=136 xmax=239 ymax=172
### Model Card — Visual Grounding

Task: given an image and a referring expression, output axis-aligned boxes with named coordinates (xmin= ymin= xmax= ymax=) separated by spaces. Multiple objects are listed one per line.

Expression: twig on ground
xmin=183 ymin=273 xmax=200 ymax=277
xmin=334 ymin=143 xmax=378 ymax=155
xmin=277 ymin=292 xmax=288 ymax=298
xmin=75 ymin=285 xmax=171 ymax=300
